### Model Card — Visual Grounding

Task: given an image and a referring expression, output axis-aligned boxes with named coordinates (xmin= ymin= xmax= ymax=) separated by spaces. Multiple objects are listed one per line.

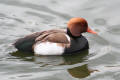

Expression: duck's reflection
xmin=63 ymin=50 xmax=91 ymax=78
xmin=10 ymin=50 xmax=94 ymax=79
xmin=34 ymin=55 xmax=64 ymax=66
xmin=10 ymin=51 xmax=34 ymax=61
xmin=68 ymin=64 xmax=90 ymax=78
xmin=63 ymin=50 xmax=88 ymax=65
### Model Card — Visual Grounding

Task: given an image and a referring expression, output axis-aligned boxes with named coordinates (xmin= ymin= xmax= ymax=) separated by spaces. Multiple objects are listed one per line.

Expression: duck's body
xmin=14 ymin=29 xmax=88 ymax=55
xmin=14 ymin=17 xmax=96 ymax=55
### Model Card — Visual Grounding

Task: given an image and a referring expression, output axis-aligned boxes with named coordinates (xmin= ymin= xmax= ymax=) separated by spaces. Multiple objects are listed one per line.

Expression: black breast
xmin=64 ymin=29 xmax=89 ymax=54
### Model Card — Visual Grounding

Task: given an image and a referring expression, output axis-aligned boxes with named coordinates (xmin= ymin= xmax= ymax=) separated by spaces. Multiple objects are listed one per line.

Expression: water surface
xmin=0 ymin=0 xmax=120 ymax=80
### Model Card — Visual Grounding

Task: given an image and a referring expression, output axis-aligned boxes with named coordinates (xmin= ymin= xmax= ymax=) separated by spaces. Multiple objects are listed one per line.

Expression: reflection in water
xmin=68 ymin=64 xmax=90 ymax=78
xmin=10 ymin=51 xmax=34 ymax=62
xmin=10 ymin=50 xmax=96 ymax=79
xmin=63 ymin=50 xmax=88 ymax=64
xmin=63 ymin=50 xmax=91 ymax=78
xmin=34 ymin=55 xmax=64 ymax=67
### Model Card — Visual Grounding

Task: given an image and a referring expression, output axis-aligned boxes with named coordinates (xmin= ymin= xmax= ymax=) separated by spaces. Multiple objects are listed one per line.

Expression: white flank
xmin=34 ymin=42 xmax=64 ymax=55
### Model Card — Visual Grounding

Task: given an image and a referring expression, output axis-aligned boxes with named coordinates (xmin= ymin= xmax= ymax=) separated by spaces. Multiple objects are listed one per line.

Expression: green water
xmin=0 ymin=0 xmax=120 ymax=80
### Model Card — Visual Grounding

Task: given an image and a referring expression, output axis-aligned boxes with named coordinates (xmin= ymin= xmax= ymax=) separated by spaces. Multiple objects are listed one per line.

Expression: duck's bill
xmin=87 ymin=27 xmax=97 ymax=34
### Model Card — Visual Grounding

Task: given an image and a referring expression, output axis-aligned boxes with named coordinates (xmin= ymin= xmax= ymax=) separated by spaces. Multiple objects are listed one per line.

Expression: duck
xmin=13 ymin=17 xmax=97 ymax=55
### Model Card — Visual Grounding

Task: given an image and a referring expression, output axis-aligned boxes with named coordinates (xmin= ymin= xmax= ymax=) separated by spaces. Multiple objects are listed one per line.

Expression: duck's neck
xmin=67 ymin=28 xmax=82 ymax=38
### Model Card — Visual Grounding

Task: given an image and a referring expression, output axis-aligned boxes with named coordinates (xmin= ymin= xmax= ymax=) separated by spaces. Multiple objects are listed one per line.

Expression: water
xmin=0 ymin=0 xmax=120 ymax=80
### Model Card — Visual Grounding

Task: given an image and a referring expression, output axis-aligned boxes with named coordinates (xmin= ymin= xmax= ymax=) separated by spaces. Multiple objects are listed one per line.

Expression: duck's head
xmin=67 ymin=17 xmax=97 ymax=37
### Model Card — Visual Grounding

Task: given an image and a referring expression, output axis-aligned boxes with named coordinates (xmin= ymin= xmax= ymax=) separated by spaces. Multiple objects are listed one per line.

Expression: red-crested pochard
xmin=14 ymin=17 xmax=97 ymax=55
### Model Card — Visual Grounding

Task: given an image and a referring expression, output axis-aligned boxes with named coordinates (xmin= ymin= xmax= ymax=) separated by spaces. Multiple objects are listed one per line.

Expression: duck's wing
xmin=13 ymin=29 xmax=67 ymax=52
xmin=33 ymin=31 xmax=70 ymax=49
xmin=13 ymin=31 xmax=45 ymax=52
